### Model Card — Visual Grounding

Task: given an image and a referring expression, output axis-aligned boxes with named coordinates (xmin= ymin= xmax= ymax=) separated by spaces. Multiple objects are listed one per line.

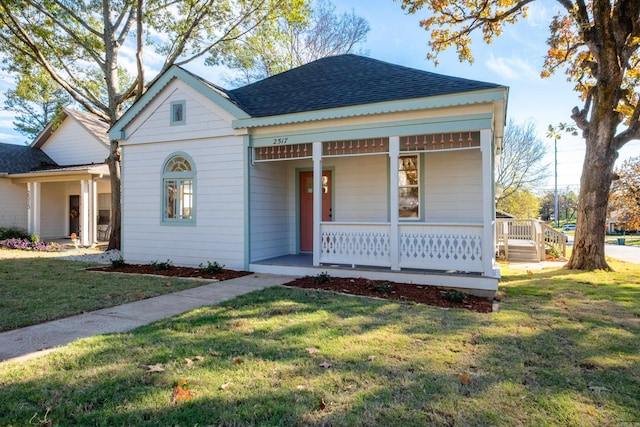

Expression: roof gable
xmin=32 ymin=108 xmax=110 ymax=150
xmin=227 ymin=54 xmax=504 ymax=118
xmin=0 ymin=142 xmax=57 ymax=174
xmin=109 ymin=66 xmax=250 ymax=140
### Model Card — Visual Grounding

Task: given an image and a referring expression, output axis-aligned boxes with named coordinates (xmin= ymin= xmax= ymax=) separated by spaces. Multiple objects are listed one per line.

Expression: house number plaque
xmin=272 ymin=138 xmax=288 ymax=145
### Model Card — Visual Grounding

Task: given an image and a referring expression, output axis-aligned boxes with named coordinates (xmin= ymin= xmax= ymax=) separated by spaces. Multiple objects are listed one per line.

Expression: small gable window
xmin=171 ymin=100 xmax=186 ymax=125
xmin=162 ymin=153 xmax=195 ymax=224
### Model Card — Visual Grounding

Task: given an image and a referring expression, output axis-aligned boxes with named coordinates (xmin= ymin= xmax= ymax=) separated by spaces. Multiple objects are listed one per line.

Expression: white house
xmin=0 ymin=108 xmax=112 ymax=245
xmin=110 ymin=55 xmax=508 ymax=293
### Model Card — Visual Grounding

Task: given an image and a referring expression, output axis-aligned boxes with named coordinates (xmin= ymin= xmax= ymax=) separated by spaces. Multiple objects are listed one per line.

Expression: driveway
xmin=605 ymin=242 xmax=640 ymax=264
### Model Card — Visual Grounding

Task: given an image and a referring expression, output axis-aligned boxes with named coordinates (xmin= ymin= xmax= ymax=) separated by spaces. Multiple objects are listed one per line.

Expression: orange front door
xmin=300 ymin=171 xmax=332 ymax=252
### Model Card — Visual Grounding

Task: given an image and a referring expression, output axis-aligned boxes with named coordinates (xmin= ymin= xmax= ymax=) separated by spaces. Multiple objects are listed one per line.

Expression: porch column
xmin=27 ymin=182 xmax=41 ymax=237
xmin=389 ymin=136 xmax=400 ymax=270
xmin=312 ymin=141 xmax=323 ymax=266
xmin=480 ymin=129 xmax=497 ymax=276
xmin=91 ymin=179 xmax=98 ymax=245
xmin=80 ymin=179 xmax=91 ymax=246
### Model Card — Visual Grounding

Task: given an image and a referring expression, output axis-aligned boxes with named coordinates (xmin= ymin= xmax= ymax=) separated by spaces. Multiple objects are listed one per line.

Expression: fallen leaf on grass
xmin=233 ymin=357 xmax=243 ymax=364
xmin=319 ymin=362 xmax=332 ymax=369
xmin=220 ymin=382 xmax=232 ymax=391
xmin=184 ymin=355 xmax=205 ymax=365
xmin=136 ymin=292 xmax=144 ymax=299
xmin=319 ymin=398 xmax=327 ymax=411
xmin=367 ymin=355 xmax=376 ymax=361
xmin=305 ymin=347 xmax=320 ymax=354
xmin=165 ymin=281 xmax=172 ymax=287
xmin=170 ymin=385 xmax=193 ymax=404
xmin=458 ymin=372 xmax=471 ymax=385
xmin=138 ymin=363 xmax=165 ymax=374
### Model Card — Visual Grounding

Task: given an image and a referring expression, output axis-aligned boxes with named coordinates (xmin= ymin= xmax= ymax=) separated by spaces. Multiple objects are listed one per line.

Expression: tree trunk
xmin=107 ymin=140 xmax=121 ymax=251
xmin=566 ymin=130 xmax=617 ymax=271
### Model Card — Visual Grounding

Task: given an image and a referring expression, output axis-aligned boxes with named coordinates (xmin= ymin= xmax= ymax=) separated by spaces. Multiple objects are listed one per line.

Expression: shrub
xmin=151 ymin=259 xmax=173 ymax=270
xmin=0 ymin=227 xmax=30 ymax=240
xmin=442 ymin=290 xmax=466 ymax=303
xmin=111 ymin=256 xmax=127 ymax=268
xmin=372 ymin=282 xmax=393 ymax=293
xmin=199 ymin=261 xmax=225 ymax=274
xmin=312 ymin=271 xmax=331 ymax=284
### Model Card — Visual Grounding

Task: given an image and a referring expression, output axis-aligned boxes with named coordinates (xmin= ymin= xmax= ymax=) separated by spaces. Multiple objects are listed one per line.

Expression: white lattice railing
xmin=320 ymin=223 xmax=391 ymax=267
xmin=319 ymin=222 xmax=484 ymax=272
xmin=399 ymin=224 xmax=483 ymax=272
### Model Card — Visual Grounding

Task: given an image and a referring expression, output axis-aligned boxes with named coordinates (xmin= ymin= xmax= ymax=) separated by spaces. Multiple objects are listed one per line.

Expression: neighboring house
xmin=110 ymin=54 xmax=508 ymax=293
xmin=0 ymin=109 xmax=112 ymax=245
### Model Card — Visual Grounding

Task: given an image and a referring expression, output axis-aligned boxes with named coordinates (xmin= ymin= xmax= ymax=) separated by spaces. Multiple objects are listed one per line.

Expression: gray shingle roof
xmin=0 ymin=142 xmax=57 ymax=174
xmin=227 ymin=54 xmax=503 ymax=117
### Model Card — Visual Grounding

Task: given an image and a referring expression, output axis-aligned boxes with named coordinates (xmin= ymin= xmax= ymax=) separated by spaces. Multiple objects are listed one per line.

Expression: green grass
xmin=1 ymin=259 xmax=639 ymax=426
xmin=0 ymin=249 xmax=210 ymax=332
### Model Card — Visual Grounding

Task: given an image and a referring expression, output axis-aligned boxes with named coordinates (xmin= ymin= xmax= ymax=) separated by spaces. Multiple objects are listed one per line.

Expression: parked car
xmin=561 ymin=224 xmax=576 ymax=231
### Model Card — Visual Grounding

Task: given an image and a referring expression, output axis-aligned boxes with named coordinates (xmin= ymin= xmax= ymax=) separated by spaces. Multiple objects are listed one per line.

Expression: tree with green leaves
xmin=399 ymin=0 xmax=640 ymax=270
xmin=219 ymin=0 xmax=370 ymax=85
xmin=495 ymin=119 xmax=548 ymax=211
xmin=0 ymin=0 xmax=307 ymax=250
xmin=3 ymin=67 xmax=71 ymax=143
xmin=497 ymin=189 xmax=541 ymax=219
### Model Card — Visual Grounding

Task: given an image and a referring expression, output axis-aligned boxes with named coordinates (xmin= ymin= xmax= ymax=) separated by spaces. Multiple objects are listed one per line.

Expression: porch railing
xmin=496 ymin=218 xmax=566 ymax=261
xmin=320 ymin=223 xmax=391 ymax=267
xmin=319 ymin=222 xmax=484 ymax=273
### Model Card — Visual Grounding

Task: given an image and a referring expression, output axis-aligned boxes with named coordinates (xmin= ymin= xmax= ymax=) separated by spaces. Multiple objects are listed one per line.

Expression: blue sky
xmin=1 ymin=0 xmax=639 ymax=193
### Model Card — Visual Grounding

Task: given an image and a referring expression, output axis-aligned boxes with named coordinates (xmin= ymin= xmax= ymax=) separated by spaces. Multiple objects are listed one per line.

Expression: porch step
xmin=506 ymin=244 xmax=539 ymax=262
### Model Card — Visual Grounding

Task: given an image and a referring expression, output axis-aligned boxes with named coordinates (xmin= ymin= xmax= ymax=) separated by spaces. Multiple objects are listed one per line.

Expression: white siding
xmin=424 ymin=149 xmax=483 ymax=222
xmin=121 ymin=136 xmax=246 ymax=269
xmin=124 ymin=80 xmax=237 ymax=144
xmin=0 ymin=179 xmax=27 ymax=230
xmin=324 ymin=155 xmax=388 ymax=223
xmin=250 ymin=163 xmax=290 ymax=261
xmin=39 ymin=182 xmax=73 ymax=239
xmin=40 ymin=119 xmax=108 ymax=166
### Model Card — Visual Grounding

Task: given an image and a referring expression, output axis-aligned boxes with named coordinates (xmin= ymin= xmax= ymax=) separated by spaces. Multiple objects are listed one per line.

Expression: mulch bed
xmin=89 ymin=264 xmax=494 ymax=313
xmin=87 ymin=264 xmax=252 ymax=281
xmin=283 ymin=276 xmax=495 ymax=313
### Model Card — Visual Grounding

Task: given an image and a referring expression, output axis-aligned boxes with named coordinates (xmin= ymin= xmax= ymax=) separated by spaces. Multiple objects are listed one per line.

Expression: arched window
xmin=162 ymin=153 xmax=195 ymax=223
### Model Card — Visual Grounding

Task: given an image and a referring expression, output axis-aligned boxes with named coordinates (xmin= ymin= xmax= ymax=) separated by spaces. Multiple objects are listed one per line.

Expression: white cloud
xmin=485 ymin=53 xmax=540 ymax=82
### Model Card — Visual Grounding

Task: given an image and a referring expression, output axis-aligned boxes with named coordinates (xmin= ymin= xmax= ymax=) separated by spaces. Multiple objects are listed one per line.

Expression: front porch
xmin=10 ymin=164 xmax=111 ymax=246
xmin=248 ymin=129 xmax=500 ymax=292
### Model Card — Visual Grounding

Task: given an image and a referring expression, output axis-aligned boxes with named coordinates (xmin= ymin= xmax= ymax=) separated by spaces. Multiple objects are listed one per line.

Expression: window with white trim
xmin=162 ymin=154 xmax=195 ymax=223
xmin=398 ymin=155 xmax=419 ymax=219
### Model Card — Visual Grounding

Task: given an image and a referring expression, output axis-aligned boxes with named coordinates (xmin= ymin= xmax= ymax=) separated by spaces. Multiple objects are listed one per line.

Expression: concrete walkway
xmin=0 ymin=273 xmax=294 ymax=364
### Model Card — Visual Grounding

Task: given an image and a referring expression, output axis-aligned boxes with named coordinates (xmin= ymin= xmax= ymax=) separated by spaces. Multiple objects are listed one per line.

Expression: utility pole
xmin=554 ymin=137 xmax=558 ymax=228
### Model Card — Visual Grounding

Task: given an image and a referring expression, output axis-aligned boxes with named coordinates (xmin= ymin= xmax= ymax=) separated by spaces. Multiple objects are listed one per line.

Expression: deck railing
xmin=319 ymin=222 xmax=484 ymax=273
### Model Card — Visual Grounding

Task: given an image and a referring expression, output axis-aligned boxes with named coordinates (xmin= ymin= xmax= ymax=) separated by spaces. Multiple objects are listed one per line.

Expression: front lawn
xmin=0 ymin=260 xmax=638 ymax=426
xmin=0 ymin=249 xmax=211 ymax=331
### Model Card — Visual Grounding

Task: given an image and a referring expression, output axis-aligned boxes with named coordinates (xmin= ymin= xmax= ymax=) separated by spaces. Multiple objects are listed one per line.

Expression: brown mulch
xmin=88 ymin=264 xmax=252 ymax=281
xmin=283 ymin=276 xmax=495 ymax=313
xmin=89 ymin=264 xmax=494 ymax=313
